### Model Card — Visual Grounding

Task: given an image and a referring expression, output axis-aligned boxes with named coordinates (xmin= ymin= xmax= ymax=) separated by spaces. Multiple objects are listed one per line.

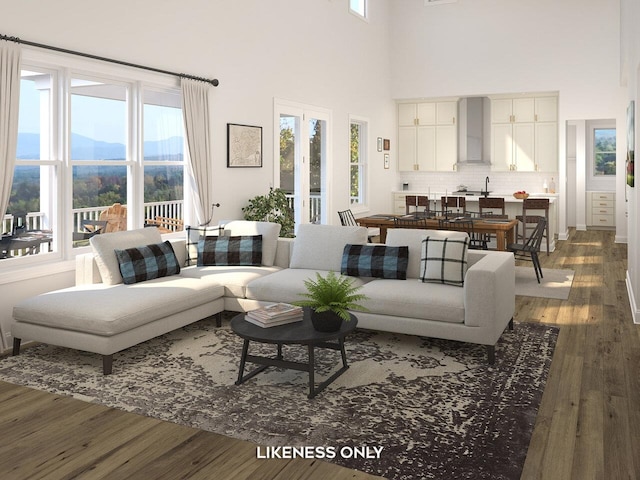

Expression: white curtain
xmin=0 ymin=41 xmax=21 ymax=223
xmin=181 ymin=78 xmax=213 ymax=225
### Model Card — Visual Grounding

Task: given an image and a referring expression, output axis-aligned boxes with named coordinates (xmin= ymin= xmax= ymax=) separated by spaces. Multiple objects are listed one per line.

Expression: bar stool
xmin=440 ymin=196 xmax=466 ymax=215
xmin=516 ymin=198 xmax=550 ymax=255
xmin=405 ymin=195 xmax=429 ymax=215
xmin=478 ymin=197 xmax=506 ymax=217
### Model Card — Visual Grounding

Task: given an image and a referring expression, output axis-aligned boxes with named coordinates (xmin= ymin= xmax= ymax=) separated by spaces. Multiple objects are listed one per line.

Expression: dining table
xmin=356 ymin=214 xmax=518 ymax=251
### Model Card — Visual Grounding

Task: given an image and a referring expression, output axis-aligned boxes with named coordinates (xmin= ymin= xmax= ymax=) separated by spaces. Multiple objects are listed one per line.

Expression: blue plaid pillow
xmin=115 ymin=241 xmax=181 ymax=285
xmin=341 ymin=244 xmax=409 ymax=280
xmin=420 ymin=236 xmax=469 ymax=287
xmin=197 ymin=235 xmax=262 ymax=266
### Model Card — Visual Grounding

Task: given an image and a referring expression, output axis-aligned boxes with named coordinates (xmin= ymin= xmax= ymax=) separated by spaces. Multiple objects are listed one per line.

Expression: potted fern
xmin=294 ymin=271 xmax=368 ymax=332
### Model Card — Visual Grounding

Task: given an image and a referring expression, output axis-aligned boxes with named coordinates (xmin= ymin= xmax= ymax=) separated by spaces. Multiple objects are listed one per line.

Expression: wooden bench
xmin=146 ymin=216 xmax=184 ymax=233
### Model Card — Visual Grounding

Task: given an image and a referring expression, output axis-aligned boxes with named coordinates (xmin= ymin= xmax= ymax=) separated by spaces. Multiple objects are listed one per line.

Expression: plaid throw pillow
xmin=420 ymin=236 xmax=469 ymax=287
xmin=341 ymin=244 xmax=409 ymax=280
xmin=197 ymin=235 xmax=262 ymax=266
xmin=115 ymin=241 xmax=181 ymax=285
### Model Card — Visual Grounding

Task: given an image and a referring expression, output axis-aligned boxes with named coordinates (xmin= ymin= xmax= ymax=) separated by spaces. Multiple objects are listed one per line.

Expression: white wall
xmin=0 ymin=0 xmax=396 ymax=349
xmin=388 ymin=0 xmax=628 ymax=243
xmin=621 ymin=0 xmax=640 ymax=322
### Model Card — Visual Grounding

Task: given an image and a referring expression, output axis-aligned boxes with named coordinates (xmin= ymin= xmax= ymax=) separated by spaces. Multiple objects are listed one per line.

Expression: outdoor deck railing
xmin=2 ymin=200 xmax=185 ymax=239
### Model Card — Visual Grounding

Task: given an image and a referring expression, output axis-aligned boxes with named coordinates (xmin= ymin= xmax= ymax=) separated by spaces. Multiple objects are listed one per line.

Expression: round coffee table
xmin=230 ymin=308 xmax=357 ymax=398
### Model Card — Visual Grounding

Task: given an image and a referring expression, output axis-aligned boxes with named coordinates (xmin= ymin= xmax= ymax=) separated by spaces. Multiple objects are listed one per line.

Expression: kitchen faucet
xmin=483 ymin=176 xmax=490 ymax=197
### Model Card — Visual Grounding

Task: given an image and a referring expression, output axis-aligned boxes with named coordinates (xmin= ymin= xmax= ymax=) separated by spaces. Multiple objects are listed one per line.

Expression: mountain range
xmin=17 ymin=133 xmax=183 ymax=160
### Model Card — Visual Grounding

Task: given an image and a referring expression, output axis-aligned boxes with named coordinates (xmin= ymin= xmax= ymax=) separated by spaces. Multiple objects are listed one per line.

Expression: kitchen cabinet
xmin=587 ymin=191 xmax=615 ymax=227
xmin=397 ymin=101 xmax=457 ymax=172
xmin=490 ymin=95 xmax=557 ymax=172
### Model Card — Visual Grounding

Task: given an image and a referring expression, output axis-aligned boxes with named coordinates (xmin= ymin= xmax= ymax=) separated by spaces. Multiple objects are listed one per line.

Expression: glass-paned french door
xmin=275 ymin=100 xmax=331 ymax=230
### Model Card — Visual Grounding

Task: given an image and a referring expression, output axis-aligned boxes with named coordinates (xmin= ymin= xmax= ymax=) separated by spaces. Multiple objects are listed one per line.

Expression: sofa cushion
xmin=245 ymin=268 xmax=370 ymax=305
xmin=223 ymin=221 xmax=281 ymax=266
xmin=115 ymin=241 xmax=181 ymax=285
xmin=12 ymin=276 xmax=224 ymax=336
xmin=179 ymin=264 xmax=281 ymax=298
xmin=90 ymin=228 xmax=163 ymax=285
xmin=198 ymin=235 xmax=262 ymax=266
xmin=420 ymin=236 xmax=469 ymax=287
xmin=386 ymin=228 xmax=469 ymax=279
xmin=290 ymin=224 xmax=368 ymax=272
xmin=359 ymin=279 xmax=465 ymax=323
xmin=341 ymin=244 xmax=409 ymax=280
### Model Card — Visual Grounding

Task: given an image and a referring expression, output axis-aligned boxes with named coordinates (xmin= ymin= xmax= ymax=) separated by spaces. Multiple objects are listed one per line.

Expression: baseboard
xmin=625 ymin=270 xmax=640 ymax=324
xmin=576 ymin=224 xmax=587 ymax=231
xmin=615 ymin=234 xmax=628 ymax=244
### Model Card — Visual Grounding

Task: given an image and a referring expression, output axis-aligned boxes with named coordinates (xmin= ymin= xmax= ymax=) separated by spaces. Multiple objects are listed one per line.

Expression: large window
xmin=4 ymin=55 xmax=187 ymax=265
xmin=349 ymin=117 xmax=368 ymax=208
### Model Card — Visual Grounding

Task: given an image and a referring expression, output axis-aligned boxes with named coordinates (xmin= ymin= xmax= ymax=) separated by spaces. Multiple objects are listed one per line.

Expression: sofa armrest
xmin=274 ymin=237 xmax=293 ymax=268
xmin=463 ymin=251 xmax=515 ymax=329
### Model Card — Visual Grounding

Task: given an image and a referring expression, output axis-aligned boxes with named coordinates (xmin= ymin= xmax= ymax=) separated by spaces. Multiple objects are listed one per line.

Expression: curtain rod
xmin=0 ymin=34 xmax=219 ymax=87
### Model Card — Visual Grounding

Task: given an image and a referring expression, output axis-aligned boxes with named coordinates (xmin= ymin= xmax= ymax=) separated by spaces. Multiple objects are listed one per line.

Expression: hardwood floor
xmin=0 ymin=380 xmax=382 ymax=479
xmin=0 ymin=229 xmax=637 ymax=479
xmin=520 ymin=228 xmax=640 ymax=479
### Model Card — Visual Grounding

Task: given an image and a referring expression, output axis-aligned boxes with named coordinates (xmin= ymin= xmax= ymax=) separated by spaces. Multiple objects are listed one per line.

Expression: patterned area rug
xmin=0 ymin=314 xmax=558 ymax=480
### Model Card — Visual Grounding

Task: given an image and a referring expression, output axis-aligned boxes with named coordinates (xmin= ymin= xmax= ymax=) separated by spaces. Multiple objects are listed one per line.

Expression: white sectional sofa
xmin=11 ymin=221 xmax=515 ymax=374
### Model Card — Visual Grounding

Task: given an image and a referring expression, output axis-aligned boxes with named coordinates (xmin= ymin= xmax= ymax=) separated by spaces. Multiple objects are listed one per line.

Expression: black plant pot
xmin=310 ymin=309 xmax=343 ymax=332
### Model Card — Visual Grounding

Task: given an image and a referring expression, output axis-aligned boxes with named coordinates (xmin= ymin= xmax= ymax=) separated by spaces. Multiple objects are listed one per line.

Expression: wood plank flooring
xmin=0 ymin=228 xmax=637 ymax=479
xmin=0 ymin=380 xmax=382 ymax=480
xmin=520 ymin=228 xmax=640 ymax=480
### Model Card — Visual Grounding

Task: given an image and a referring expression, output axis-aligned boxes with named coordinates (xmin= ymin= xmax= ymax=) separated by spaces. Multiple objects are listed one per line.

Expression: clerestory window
xmin=349 ymin=0 xmax=367 ymax=20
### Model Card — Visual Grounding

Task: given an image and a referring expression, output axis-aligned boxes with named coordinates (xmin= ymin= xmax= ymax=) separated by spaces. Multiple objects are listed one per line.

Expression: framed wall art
xmin=227 ymin=123 xmax=262 ymax=168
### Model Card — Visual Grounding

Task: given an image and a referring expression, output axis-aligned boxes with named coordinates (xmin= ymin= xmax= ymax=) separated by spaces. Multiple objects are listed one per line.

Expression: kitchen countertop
xmin=393 ymin=191 xmax=558 ymax=202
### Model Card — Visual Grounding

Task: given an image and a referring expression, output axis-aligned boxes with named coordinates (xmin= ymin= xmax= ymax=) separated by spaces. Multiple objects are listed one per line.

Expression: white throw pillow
xmin=386 ymin=228 xmax=468 ymax=279
xmin=290 ymin=224 xmax=368 ymax=272
xmin=90 ymin=227 xmax=163 ymax=285
xmin=420 ymin=235 xmax=469 ymax=287
xmin=223 ymin=220 xmax=281 ymax=266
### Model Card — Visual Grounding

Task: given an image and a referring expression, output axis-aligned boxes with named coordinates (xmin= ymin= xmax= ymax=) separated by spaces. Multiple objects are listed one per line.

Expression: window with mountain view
xmin=4 ymin=59 xmax=188 ymax=264
xmin=6 ymin=69 xmax=55 ymax=256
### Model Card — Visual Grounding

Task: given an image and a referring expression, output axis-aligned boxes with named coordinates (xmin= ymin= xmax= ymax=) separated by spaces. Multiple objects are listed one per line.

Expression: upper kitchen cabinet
xmin=397 ymin=100 xmax=458 ymax=172
xmin=490 ymin=94 xmax=558 ymax=172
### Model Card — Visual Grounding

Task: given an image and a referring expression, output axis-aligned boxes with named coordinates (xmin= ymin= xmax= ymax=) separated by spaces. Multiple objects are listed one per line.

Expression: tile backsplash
xmin=398 ymin=163 xmax=559 ymax=195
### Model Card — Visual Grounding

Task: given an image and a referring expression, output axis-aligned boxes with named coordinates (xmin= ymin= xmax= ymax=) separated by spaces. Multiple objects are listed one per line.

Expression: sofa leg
xmin=508 ymin=318 xmax=514 ymax=330
xmin=12 ymin=337 xmax=21 ymax=356
xmin=487 ymin=345 xmax=495 ymax=365
xmin=102 ymin=355 xmax=113 ymax=375
xmin=215 ymin=312 xmax=222 ymax=328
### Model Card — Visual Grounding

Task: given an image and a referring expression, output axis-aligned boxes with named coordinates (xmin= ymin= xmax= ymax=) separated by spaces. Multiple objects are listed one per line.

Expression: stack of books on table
xmin=245 ymin=303 xmax=304 ymax=328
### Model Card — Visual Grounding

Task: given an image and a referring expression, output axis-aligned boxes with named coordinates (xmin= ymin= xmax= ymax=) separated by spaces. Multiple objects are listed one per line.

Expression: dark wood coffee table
xmin=230 ymin=309 xmax=357 ymax=398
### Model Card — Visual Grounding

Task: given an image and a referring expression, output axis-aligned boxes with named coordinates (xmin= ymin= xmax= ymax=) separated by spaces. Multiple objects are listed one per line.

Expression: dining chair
xmin=441 ymin=196 xmax=466 ymax=215
xmin=508 ymin=216 xmax=546 ymax=283
xmin=438 ymin=218 xmax=487 ymax=250
xmin=338 ymin=209 xmax=381 ymax=241
xmin=478 ymin=197 xmax=506 ymax=217
xmin=516 ymin=198 xmax=550 ymax=255
xmin=405 ymin=196 xmax=429 ymax=215
xmin=393 ymin=216 xmax=428 ymax=229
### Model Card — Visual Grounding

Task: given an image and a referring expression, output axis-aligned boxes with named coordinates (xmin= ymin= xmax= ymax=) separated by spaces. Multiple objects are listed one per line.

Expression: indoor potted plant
xmin=294 ymin=271 xmax=368 ymax=332
xmin=242 ymin=187 xmax=295 ymax=238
